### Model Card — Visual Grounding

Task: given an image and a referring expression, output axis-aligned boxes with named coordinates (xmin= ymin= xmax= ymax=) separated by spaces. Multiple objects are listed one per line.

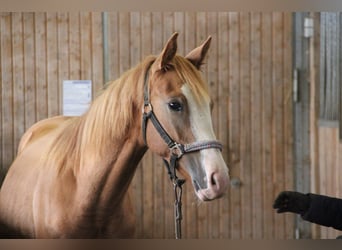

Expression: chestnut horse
xmin=0 ymin=33 xmax=229 ymax=238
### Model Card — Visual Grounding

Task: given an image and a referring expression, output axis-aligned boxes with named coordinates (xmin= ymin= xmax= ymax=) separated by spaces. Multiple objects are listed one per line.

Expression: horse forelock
xmin=172 ymin=55 xmax=210 ymax=104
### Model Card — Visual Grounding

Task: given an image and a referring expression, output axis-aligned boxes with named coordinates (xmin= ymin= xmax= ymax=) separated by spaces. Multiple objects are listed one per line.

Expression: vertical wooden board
xmin=283 ymin=12 xmax=294 ymax=239
xmin=239 ymin=12 xmax=253 ymax=239
xmin=130 ymin=12 xmax=141 ymax=66
xmin=272 ymin=12 xmax=286 ymax=239
xmin=80 ymin=12 xmax=92 ymax=81
xmin=326 ymin=129 xmax=337 ymax=239
xmin=142 ymin=150 xmax=154 ymax=239
xmin=184 ymin=11 xmax=198 ymax=239
xmin=195 ymin=12 xmax=207 ymax=44
xmin=46 ymin=12 xmax=59 ymax=117
xmin=332 ymin=129 xmax=338 ymax=201
xmin=250 ymin=12 xmax=263 ymax=239
xmin=217 ymin=12 xmax=230 ymax=167
xmin=261 ymin=12 xmax=274 ymax=239
xmin=207 ymin=12 xmax=219 ymax=146
xmin=23 ymin=13 xmax=36 ymax=129
xmin=196 ymin=12 xmax=208 ymax=79
xmin=1 ymin=13 xmax=14 ymax=171
xmin=320 ymin=128 xmax=330 ymax=239
xmin=57 ymin=13 xmax=69 ymax=113
xmin=153 ymin=158 xmax=168 ymax=238
xmin=118 ymin=12 xmax=130 ymax=75
xmin=151 ymin=12 xmax=163 ymax=55
xmin=174 ymin=12 xmax=185 ymax=55
xmin=150 ymin=12 xmax=166 ymax=238
xmin=136 ymin=12 xmax=153 ymax=239
xmin=129 ymin=12 xmax=142 ymax=67
xmin=91 ymin=13 xmax=104 ymax=103
xmin=317 ymin=129 xmax=325 ymax=238
xmin=217 ymin=12 xmax=230 ymax=239
xmin=69 ymin=13 xmax=81 ymax=80
xmin=129 ymin=12 xmax=150 ymax=238
xmin=141 ymin=12 xmax=152 ymax=58
xmin=128 ymin=11 xmax=143 ymax=238
xmin=35 ymin=13 xmax=48 ymax=121
xmin=11 ymin=13 xmax=25 ymax=154
xmin=228 ymin=12 xmax=242 ymax=239
xmin=207 ymin=12 xmax=220 ymax=239
xmin=195 ymin=11 xmax=209 ymax=239
xmin=146 ymin=12 xmax=163 ymax=238
xmin=108 ymin=12 xmax=119 ymax=81
xmin=309 ymin=13 xmax=320 ymax=205
xmin=162 ymin=11 xmax=175 ymax=238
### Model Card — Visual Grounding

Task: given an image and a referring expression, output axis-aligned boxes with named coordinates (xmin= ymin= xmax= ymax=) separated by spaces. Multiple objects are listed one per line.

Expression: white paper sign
xmin=63 ymin=80 xmax=92 ymax=116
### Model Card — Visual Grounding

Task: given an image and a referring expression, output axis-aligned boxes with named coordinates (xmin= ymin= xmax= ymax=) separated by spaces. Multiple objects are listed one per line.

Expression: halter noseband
xmin=141 ymin=62 xmax=223 ymax=239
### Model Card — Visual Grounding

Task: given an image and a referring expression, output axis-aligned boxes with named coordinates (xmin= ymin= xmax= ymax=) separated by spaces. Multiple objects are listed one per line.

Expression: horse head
xmin=143 ymin=33 xmax=229 ymax=201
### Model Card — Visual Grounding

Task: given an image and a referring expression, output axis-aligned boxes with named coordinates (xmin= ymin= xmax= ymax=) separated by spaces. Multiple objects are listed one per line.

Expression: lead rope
xmin=163 ymin=156 xmax=185 ymax=239
xmin=174 ymin=178 xmax=185 ymax=239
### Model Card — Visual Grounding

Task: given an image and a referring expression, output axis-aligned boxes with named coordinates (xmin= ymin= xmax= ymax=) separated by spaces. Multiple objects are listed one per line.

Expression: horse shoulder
xmin=17 ymin=116 xmax=72 ymax=154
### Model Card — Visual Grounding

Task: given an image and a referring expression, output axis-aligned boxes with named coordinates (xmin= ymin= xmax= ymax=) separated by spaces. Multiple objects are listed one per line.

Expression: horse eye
xmin=168 ymin=101 xmax=183 ymax=112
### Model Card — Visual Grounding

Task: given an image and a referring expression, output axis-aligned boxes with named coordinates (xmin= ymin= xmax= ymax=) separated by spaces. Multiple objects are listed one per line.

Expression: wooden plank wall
xmin=310 ymin=13 xmax=342 ymax=239
xmin=315 ymin=128 xmax=342 ymax=239
xmin=0 ymin=12 xmax=103 ymax=182
xmin=0 ymin=12 xmax=294 ymax=238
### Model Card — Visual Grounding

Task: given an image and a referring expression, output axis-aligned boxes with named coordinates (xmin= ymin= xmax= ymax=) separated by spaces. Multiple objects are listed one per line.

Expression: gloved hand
xmin=273 ymin=191 xmax=310 ymax=215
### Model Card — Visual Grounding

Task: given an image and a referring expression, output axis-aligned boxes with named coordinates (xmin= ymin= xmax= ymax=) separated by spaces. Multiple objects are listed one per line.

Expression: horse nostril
xmin=211 ymin=173 xmax=217 ymax=186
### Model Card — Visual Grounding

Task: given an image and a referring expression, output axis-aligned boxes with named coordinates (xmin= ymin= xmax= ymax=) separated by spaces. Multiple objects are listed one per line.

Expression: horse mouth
xmin=193 ymin=179 xmax=213 ymax=201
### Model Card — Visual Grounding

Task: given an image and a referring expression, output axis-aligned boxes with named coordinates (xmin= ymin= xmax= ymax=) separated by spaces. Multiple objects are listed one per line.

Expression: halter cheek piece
xmin=141 ymin=62 xmax=223 ymax=239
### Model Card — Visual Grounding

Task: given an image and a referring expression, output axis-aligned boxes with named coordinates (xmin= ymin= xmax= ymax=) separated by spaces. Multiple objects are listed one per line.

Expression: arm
xmin=273 ymin=191 xmax=342 ymax=231
xmin=302 ymin=193 xmax=342 ymax=231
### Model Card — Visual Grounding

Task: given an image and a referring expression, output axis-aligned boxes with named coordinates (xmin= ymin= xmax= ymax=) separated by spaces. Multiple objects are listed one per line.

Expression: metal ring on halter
xmin=142 ymin=103 xmax=153 ymax=114
xmin=170 ymin=143 xmax=185 ymax=159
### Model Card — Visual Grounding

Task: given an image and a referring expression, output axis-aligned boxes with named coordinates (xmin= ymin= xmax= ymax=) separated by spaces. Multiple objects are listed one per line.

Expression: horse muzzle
xmin=193 ymin=170 xmax=229 ymax=201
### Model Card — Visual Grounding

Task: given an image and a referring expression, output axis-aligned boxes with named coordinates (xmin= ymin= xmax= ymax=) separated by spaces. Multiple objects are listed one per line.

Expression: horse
xmin=0 ymin=33 xmax=229 ymax=238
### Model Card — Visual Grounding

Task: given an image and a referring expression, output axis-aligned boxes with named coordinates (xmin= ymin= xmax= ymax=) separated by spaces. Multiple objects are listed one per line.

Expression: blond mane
xmin=42 ymin=54 xmax=210 ymax=174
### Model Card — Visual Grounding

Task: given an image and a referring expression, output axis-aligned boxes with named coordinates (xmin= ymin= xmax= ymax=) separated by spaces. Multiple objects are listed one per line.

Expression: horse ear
xmin=186 ymin=36 xmax=212 ymax=69
xmin=155 ymin=32 xmax=178 ymax=70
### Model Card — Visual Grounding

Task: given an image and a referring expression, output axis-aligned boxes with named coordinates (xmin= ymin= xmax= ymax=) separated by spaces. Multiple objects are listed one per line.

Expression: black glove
xmin=273 ymin=191 xmax=310 ymax=215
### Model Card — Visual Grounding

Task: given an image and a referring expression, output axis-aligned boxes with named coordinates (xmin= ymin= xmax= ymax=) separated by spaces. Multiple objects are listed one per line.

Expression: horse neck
xmin=73 ymin=71 xmax=147 ymax=211
xmin=84 ymin=135 xmax=146 ymax=203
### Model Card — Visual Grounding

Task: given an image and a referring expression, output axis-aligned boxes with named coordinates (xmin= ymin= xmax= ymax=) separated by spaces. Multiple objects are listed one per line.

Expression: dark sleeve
xmin=301 ymin=193 xmax=342 ymax=231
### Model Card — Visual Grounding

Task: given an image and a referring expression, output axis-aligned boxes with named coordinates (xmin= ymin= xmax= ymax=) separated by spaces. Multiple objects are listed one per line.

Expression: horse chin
xmin=194 ymin=188 xmax=225 ymax=202
xmin=195 ymin=190 xmax=212 ymax=202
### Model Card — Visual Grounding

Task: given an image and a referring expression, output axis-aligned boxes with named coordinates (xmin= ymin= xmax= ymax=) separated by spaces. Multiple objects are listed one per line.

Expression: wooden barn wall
xmin=314 ymin=128 xmax=342 ymax=239
xmin=310 ymin=13 xmax=342 ymax=239
xmin=0 ymin=12 xmax=104 ymax=182
xmin=0 ymin=12 xmax=294 ymax=239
